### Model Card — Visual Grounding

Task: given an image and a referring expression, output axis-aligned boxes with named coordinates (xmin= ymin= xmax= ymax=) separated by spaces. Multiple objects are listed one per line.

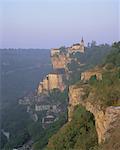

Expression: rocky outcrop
xmin=68 ymin=84 xmax=86 ymax=121
xmin=51 ymin=53 xmax=68 ymax=70
xmin=81 ymin=68 xmax=102 ymax=81
xmin=68 ymin=84 xmax=120 ymax=144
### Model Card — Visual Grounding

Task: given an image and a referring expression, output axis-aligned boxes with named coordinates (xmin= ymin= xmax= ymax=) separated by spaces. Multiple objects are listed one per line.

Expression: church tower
xmin=80 ymin=37 xmax=85 ymax=53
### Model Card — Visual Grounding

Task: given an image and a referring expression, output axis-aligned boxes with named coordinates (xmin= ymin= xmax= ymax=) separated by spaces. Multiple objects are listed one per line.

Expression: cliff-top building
xmin=37 ymin=73 xmax=65 ymax=95
xmin=51 ymin=38 xmax=85 ymax=70
xmin=68 ymin=37 xmax=85 ymax=53
xmin=51 ymin=48 xmax=60 ymax=57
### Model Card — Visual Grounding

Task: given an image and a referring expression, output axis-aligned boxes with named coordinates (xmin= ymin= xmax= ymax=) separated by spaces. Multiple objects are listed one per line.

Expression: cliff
xmin=68 ymin=84 xmax=120 ymax=146
xmin=81 ymin=67 xmax=102 ymax=81
xmin=51 ymin=38 xmax=85 ymax=70
xmin=51 ymin=53 xmax=68 ymax=70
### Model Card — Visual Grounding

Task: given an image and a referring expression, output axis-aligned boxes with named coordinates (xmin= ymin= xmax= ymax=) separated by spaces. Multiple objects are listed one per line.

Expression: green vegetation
xmin=67 ymin=43 xmax=113 ymax=85
xmin=1 ymin=132 xmax=8 ymax=149
xmin=31 ymin=89 xmax=68 ymax=150
xmin=59 ymin=46 xmax=68 ymax=55
xmin=105 ymin=42 xmax=120 ymax=67
xmin=48 ymin=88 xmax=68 ymax=104
xmin=1 ymin=42 xmax=120 ymax=149
xmin=88 ymin=42 xmax=120 ymax=107
xmin=47 ymin=105 xmax=98 ymax=150
xmin=33 ymin=114 xmax=67 ymax=150
xmin=46 ymin=42 xmax=120 ymax=150
xmin=88 ymin=69 xmax=120 ymax=107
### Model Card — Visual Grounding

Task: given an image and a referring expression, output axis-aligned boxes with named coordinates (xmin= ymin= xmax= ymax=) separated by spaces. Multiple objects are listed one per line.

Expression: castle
xmin=67 ymin=37 xmax=85 ymax=53
xmin=37 ymin=73 xmax=65 ymax=94
xmin=51 ymin=38 xmax=85 ymax=56
xmin=51 ymin=38 xmax=85 ymax=70
xmin=38 ymin=38 xmax=85 ymax=94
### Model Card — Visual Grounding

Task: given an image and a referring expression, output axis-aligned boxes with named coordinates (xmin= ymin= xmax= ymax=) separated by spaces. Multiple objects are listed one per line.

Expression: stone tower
xmin=80 ymin=37 xmax=85 ymax=53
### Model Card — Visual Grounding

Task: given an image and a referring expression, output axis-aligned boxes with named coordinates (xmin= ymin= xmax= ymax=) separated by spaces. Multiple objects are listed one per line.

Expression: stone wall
xmin=37 ymin=73 xmax=65 ymax=94
xmin=48 ymin=74 xmax=59 ymax=90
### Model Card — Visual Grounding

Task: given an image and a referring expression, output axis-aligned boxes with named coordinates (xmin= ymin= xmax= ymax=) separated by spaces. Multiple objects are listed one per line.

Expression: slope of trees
xmin=47 ymin=106 xmax=98 ymax=150
xmin=46 ymin=42 xmax=120 ymax=150
xmin=88 ymin=42 xmax=120 ymax=107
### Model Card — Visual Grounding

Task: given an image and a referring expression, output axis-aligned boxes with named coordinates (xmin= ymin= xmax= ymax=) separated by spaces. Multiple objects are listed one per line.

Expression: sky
xmin=0 ymin=0 xmax=120 ymax=48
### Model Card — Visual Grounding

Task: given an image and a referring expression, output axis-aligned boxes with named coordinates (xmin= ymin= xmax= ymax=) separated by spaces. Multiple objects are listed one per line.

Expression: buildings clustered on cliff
xmin=20 ymin=38 xmax=86 ymax=127
xmin=51 ymin=37 xmax=85 ymax=56
xmin=51 ymin=38 xmax=85 ymax=71
xmin=37 ymin=38 xmax=85 ymax=94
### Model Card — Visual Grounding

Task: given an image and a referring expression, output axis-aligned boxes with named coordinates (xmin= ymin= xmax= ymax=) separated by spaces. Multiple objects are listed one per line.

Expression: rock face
xmin=68 ymin=85 xmax=120 ymax=144
xmin=51 ymin=53 xmax=68 ymax=70
xmin=51 ymin=38 xmax=85 ymax=70
xmin=81 ymin=68 xmax=102 ymax=81
xmin=68 ymin=85 xmax=86 ymax=121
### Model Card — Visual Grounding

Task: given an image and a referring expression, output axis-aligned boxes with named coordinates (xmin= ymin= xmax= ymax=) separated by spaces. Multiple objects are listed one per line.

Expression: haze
xmin=0 ymin=0 xmax=119 ymax=48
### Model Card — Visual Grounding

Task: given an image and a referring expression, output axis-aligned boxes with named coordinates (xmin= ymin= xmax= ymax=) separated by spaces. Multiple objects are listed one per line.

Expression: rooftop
xmin=73 ymin=43 xmax=81 ymax=46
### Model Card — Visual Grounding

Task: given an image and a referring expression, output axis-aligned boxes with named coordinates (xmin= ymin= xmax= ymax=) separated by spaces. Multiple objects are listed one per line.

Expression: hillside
xmin=1 ymin=42 xmax=119 ymax=150
xmin=32 ymin=43 xmax=116 ymax=150
xmin=47 ymin=42 xmax=120 ymax=150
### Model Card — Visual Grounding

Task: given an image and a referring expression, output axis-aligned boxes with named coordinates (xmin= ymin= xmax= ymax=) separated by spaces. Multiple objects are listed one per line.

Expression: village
xmin=18 ymin=38 xmax=103 ymax=128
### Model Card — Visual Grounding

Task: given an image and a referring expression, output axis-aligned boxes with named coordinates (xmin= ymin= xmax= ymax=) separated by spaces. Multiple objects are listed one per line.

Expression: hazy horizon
xmin=0 ymin=0 xmax=120 ymax=48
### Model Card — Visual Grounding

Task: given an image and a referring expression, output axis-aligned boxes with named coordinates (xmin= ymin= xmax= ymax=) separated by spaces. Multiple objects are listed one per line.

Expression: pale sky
xmin=0 ymin=0 xmax=120 ymax=48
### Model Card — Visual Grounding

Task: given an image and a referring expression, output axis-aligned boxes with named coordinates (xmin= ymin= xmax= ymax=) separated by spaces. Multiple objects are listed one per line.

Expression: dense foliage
xmin=46 ymin=42 xmax=120 ymax=150
xmin=33 ymin=114 xmax=67 ymax=150
xmin=47 ymin=106 xmax=98 ymax=150
xmin=88 ymin=42 xmax=120 ymax=107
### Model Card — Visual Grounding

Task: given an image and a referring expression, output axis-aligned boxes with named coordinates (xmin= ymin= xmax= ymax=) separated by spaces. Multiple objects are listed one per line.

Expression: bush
xmin=47 ymin=106 xmax=98 ymax=150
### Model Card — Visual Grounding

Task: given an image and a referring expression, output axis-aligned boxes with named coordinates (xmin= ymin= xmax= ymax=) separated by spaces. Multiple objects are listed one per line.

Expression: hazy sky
xmin=0 ymin=0 xmax=119 ymax=48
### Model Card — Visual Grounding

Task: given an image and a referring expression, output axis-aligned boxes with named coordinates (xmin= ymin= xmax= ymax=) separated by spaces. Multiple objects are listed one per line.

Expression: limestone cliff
xmin=68 ymin=84 xmax=120 ymax=145
xmin=51 ymin=53 xmax=68 ymax=70
xmin=81 ymin=67 xmax=102 ymax=81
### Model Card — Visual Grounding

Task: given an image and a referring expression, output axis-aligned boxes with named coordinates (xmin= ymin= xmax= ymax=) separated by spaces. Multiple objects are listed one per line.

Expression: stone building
xmin=37 ymin=73 xmax=65 ymax=94
xmin=48 ymin=74 xmax=59 ymax=90
xmin=68 ymin=37 xmax=85 ymax=53
xmin=35 ymin=105 xmax=57 ymax=112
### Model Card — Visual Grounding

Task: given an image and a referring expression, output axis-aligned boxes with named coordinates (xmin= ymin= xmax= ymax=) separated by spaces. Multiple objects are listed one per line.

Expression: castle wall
xmin=48 ymin=74 xmax=59 ymax=90
xmin=37 ymin=73 xmax=65 ymax=94
xmin=43 ymin=77 xmax=49 ymax=91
